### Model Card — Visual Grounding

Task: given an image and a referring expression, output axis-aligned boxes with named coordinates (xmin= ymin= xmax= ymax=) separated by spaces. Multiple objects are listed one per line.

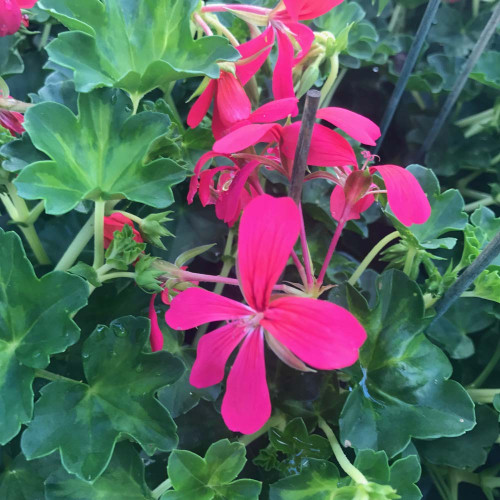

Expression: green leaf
xmin=0 ymin=229 xmax=88 ymax=444
xmin=353 ymin=450 xmax=422 ymax=500
xmin=21 ymin=316 xmax=184 ymax=481
xmin=0 ymin=36 xmax=23 ymax=76
xmin=418 ymin=405 xmax=499 ymax=470
xmin=269 ymin=418 xmax=332 ymax=474
xmin=470 ymin=51 xmax=500 ymax=90
xmin=386 ymin=165 xmax=468 ymax=249
xmin=45 ymin=443 xmax=154 ymax=499
xmin=68 ymin=262 xmax=101 ymax=288
xmin=163 ymin=439 xmax=261 ymax=500
xmin=269 ymin=459 xmax=341 ymax=500
xmin=39 ymin=0 xmax=240 ymax=96
xmin=15 ymin=89 xmax=186 ymax=215
xmin=339 ymin=270 xmax=475 ymax=457
xmin=426 ymin=298 xmax=496 ymax=359
xmin=0 ymin=453 xmax=59 ymax=499
xmin=472 ymin=270 xmax=500 ymax=304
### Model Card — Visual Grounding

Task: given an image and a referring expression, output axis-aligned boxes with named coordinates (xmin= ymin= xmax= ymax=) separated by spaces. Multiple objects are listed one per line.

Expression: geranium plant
xmin=0 ymin=0 xmax=499 ymax=499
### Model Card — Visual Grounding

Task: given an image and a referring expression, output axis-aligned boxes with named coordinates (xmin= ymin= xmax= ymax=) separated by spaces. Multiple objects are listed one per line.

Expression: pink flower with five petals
xmin=165 ymin=194 xmax=366 ymax=434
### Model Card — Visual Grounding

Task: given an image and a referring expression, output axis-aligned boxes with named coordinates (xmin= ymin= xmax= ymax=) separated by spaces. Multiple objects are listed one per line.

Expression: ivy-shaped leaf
xmin=21 ymin=316 xmax=184 ymax=482
xmin=15 ymin=89 xmax=186 ymax=215
xmin=39 ymin=0 xmax=240 ymax=97
xmin=163 ymin=439 xmax=262 ymax=500
xmin=470 ymin=51 xmax=500 ymax=90
xmin=418 ymin=405 xmax=499 ymax=470
xmin=45 ymin=443 xmax=154 ymax=500
xmin=0 ymin=229 xmax=88 ymax=444
xmin=339 ymin=270 xmax=475 ymax=457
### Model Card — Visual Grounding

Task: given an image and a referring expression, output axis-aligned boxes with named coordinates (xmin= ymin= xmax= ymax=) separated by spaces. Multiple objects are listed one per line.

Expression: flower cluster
xmin=155 ymin=0 xmax=432 ymax=434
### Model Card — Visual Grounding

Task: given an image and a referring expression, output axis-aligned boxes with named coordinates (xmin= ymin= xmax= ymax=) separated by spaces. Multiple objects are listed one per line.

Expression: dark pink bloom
xmin=165 ymin=195 xmax=366 ymax=434
xmin=314 ymin=156 xmax=431 ymax=226
xmin=0 ymin=0 xmax=37 ymax=36
xmin=0 ymin=109 xmax=24 ymax=135
xmin=103 ymin=213 xmax=143 ymax=248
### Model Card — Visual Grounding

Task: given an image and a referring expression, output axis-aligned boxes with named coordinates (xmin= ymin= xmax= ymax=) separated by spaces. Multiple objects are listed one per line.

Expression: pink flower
xmin=165 ymin=195 xmax=366 ymax=434
xmin=103 ymin=213 xmax=143 ymax=248
xmin=310 ymin=153 xmax=431 ymax=226
xmin=0 ymin=109 xmax=24 ymax=135
xmin=0 ymin=0 xmax=37 ymax=37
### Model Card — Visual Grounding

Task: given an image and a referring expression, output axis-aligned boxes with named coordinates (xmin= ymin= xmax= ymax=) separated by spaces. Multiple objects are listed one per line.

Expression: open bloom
xmin=0 ymin=0 xmax=36 ymax=36
xmin=166 ymin=195 xmax=366 ymax=434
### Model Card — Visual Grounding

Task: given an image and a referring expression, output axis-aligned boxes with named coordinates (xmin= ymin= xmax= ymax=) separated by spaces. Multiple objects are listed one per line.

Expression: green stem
xmin=152 ymin=478 xmax=172 ymax=499
xmin=35 ymin=369 xmax=80 ymax=384
xmin=456 ymin=108 xmax=493 ymax=127
xmin=472 ymin=0 xmax=480 ymax=17
xmin=388 ymin=4 xmax=404 ymax=32
xmin=38 ymin=22 xmax=52 ymax=50
xmin=319 ymin=53 xmax=340 ymax=108
xmin=165 ymin=82 xmax=186 ymax=132
xmin=467 ymin=388 xmax=500 ymax=404
xmin=129 ymin=93 xmax=143 ymax=115
xmin=113 ymin=210 xmax=143 ymax=225
xmin=26 ymin=201 xmax=45 ymax=224
xmin=348 ymin=231 xmax=400 ymax=286
xmin=55 ymin=215 xmax=95 ymax=271
xmin=318 ymin=417 xmax=368 ymax=485
xmin=238 ymin=413 xmax=287 ymax=446
xmin=193 ymin=228 xmax=235 ymax=346
xmin=464 ymin=195 xmax=498 ymax=212
xmin=468 ymin=338 xmax=500 ymax=388
xmin=93 ymin=201 xmax=106 ymax=270
xmin=403 ymin=245 xmax=417 ymax=276
xmin=426 ymin=463 xmax=451 ymax=500
xmin=20 ymin=224 xmax=51 ymax=266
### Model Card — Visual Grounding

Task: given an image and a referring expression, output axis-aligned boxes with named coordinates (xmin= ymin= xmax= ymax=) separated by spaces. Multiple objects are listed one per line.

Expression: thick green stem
xmin=100 ymin=272 xmax=136 ymax=282
xmin=152 ymin=478 xmax=172 ymax=499
xmin=55 ymin=215 xmax=95 ymax=271
xmin=93 ymin=201 xmax=106 ymax=270
xmin=468 ymin=338 xmax=500 ymax=388
xmin=318 ymin=417 xmax=368 ymax=485
xmin=348 ymin=231 xmax=400 ymax=286
xmin=467 ymin=388 xmax=500 ymax=404
xmin=403 ymin=245 xmax=418 ymax=276
xmin=464 ymin=195 xmax=499 ymax=212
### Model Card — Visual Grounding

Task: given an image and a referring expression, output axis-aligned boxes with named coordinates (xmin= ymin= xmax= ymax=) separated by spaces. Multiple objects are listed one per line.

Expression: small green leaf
xmin=45 ymin=443 xmax=154 ymax=499
xmin=339 ymin=270 xmax=475 ymax=457
xmin=269 ymin=459 xmax=340 ymax=500
xmin=39 ymin=0 xmax=240 ymax=96
xmin=269 ymin=418 xmax=332 ymax=474
xmin=164 ymin=439 xmax=261 ymax=500
xmin=470 ymin=51 xmax=500 ymax=90
xmin=21 ymin=316 xmax=184 ymax=481
xmin=0 ymin=229 xmax=88 ymax=444
xmin=418 ymin=405 xmax=499 ymax=469
xmin=68 ymin=262 xmax=101 ymax=288
xmin=15 ymin=89 xmax=186 ymax=215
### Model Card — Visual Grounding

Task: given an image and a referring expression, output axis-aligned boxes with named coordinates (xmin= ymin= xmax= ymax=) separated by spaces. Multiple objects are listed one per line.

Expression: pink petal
xmin=250 ymin=98 xmax=298 ymax=123
xmin=286 ymin=22 xmax=315 ymax=64
xmin=103 ymin=213 xmax=142 ymax=248
xmin=273 ymin=29 xmax=296 ymax=100
xmin=16 ymin=0 xmax=38 ymax=7
xmin=261 ymin=296 xmax=366 ymax=370
xmin=148 ymin=294 xmax=164 ymax=352
xmin=221 ymin=330 xmax=271 ymax=434
xmin=213 ymin=123 xmax=280 ymax=154
xmin=165 ymin=287 xmax=251 ymax=330
xmin=283 ymin=0 xmax=345 ymax=20
xmin=199 ymin=165 xmax=235 ymax=206
xmin=187 ymin=80 xmax=216 ymax=129
xmin=371 ymin=164 xmax=431 ymax=226
xmin=0 ymin=0 xmax=22 ymax=37
xmin=215 ymin=161 xmax=260 ymax=225
xmin=0 ymin=110 xmax=24 ymax=135
xmin=317 ymin=107 xmax=380 ymax=146
xmin=190 ymin=323 xmax=247 ymax=388
xmin=238 ymin=195 xmax=300 ymax=311
xmin=330 ymin=185 xmax=374 ymax=222
xmin=236 ymin=27 xmax=274 ymax=86
xmin=216 ymin=72 xmax=252 ymax=126
xmin=281 ymin=122 xmax=357 ymax=167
